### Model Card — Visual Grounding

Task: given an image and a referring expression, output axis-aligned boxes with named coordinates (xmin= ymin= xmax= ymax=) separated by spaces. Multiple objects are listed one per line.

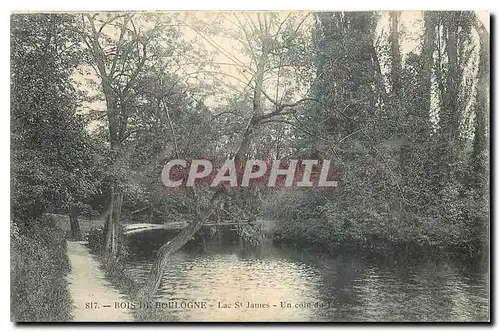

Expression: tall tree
xmin=11 ymin=14 xmax=98 ymax=233
xmin=79 ymin=13 xmax=184 ymax=255
xmin=470 ymin=14 xmax=489 ymax=190
xmin=137 ymin=12 xmax=318 ymax=299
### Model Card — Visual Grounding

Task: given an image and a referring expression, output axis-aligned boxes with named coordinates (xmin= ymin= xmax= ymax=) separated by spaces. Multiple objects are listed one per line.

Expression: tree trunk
xmin=105 ymin=187 xmax=124 ymax=258
xmin=112 ymin=191 xmax=123 ymax=257
xmin=390 ymin=11 xmax=402 ymax=98
xmin=235 ymin=34 xmax=269 ymax=163
xmin=443 ymin=12 xmax=460 ymax=143
xmin=470 ymin=15 xmax=489 ymax=191
xmin=137 ymin=189 xmax=224 ymax=301
xmin=69 ymin=204 xmax=82 ymax=241
xmin=84 ymin=15 xmax=128 ymax=257
xmin=105 ymin=187 xmax=115 ymax=254
xmin=421 ymin=12 xmax=437 ymax=115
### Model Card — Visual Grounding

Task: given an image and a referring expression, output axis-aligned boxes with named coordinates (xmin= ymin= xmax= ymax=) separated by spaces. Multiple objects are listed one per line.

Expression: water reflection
xmin=125 ymin=243 xmax=489 ymax=322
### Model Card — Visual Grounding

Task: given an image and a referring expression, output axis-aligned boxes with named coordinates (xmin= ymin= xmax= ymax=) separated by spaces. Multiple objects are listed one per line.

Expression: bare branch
xmin=96 ymin=14 xmax=129 ymax=34
xmin=109 ymin=15 xmax=131 ymax=76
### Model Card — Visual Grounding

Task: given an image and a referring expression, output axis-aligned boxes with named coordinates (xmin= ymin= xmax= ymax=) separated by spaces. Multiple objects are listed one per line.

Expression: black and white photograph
xmin=10 ymin=10 xmax=490 ymax=322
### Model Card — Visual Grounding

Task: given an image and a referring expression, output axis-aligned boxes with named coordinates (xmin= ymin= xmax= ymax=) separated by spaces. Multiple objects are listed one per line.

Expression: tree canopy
xmin=11 ymin=11 xmax=490 ymax=297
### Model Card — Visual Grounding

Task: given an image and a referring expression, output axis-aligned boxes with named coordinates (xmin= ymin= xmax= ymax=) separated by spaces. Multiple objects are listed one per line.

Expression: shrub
xmin=85 ymin=226 xmax=106 ymax=254
xmin=11 ymin=217 xmax=72 ymax=322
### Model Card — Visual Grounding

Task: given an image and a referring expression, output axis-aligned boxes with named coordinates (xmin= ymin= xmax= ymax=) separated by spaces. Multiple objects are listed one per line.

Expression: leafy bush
xmin=86 ymin=225 xmax=130 ymax=263
xmin=85 ymin=226 xmax=106 ymax=254
xmin=11 ymin=218 xmax=72 ymax=322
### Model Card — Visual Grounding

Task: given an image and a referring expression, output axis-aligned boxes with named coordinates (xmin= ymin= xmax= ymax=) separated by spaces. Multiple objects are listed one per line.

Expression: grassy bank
xmin=85 ymin=227 xmax=181 ymax=322
xmin=266 ymin=190 xmax=488 ymax=268
xmin=272 ymin=214 xmax=488 ymax=268
xmin=85 ymin=227 xmax=149 ymax=321
xmin=10 ymin=216 xmax=73 ymax=322
xmin=86 ymin=227 xmax=140 ymax=294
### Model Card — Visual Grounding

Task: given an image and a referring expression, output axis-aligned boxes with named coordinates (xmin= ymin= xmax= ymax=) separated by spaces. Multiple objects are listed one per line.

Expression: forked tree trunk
xmin=83 ymin=14 xmax=130 ymax=257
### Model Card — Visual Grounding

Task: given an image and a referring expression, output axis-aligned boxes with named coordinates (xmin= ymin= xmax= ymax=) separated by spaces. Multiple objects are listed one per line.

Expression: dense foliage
xmin=11 ymin=12 xmax=489 ymax=313
xmin=11 ymin=217 xmax=72 ymax=321
xmin=11 ymin=14 xmax=100 ymax=221
xmin=10 ymin=14 xmax=99 ymax=321
xmin=268 ymin=12 xmax=489 ymax=261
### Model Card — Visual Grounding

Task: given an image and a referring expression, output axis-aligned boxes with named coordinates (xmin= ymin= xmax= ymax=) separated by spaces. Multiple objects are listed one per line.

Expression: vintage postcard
xmin=10 ymin=11 xmax=490 ymax=322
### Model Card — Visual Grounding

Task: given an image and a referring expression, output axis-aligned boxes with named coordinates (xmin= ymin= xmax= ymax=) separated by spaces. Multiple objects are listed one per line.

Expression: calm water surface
xmin=124 ymin=242 xmax=489 ymax=322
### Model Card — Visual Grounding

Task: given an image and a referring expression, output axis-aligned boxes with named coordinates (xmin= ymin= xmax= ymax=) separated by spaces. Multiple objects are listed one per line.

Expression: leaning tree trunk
xmin=69 ymin=204 xmax=82 ymax=240
xmin=136 ymin=190 xmax=224 ymax=301
xmin=137 ymin=33 xmax=272 ymax=300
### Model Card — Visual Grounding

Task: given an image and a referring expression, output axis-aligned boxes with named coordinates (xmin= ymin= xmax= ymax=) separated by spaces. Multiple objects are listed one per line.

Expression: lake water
xmin=124 ymin=240 xmax=489 ymax=322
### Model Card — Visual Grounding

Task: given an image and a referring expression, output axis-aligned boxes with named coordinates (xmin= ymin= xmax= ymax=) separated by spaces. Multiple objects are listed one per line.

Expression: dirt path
xmin=66 ymin=241 xmax=133 ymax=322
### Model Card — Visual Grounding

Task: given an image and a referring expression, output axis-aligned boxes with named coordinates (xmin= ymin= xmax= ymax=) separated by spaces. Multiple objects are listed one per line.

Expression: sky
xmin=73 ymin=11 xmax=489 ymax=130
